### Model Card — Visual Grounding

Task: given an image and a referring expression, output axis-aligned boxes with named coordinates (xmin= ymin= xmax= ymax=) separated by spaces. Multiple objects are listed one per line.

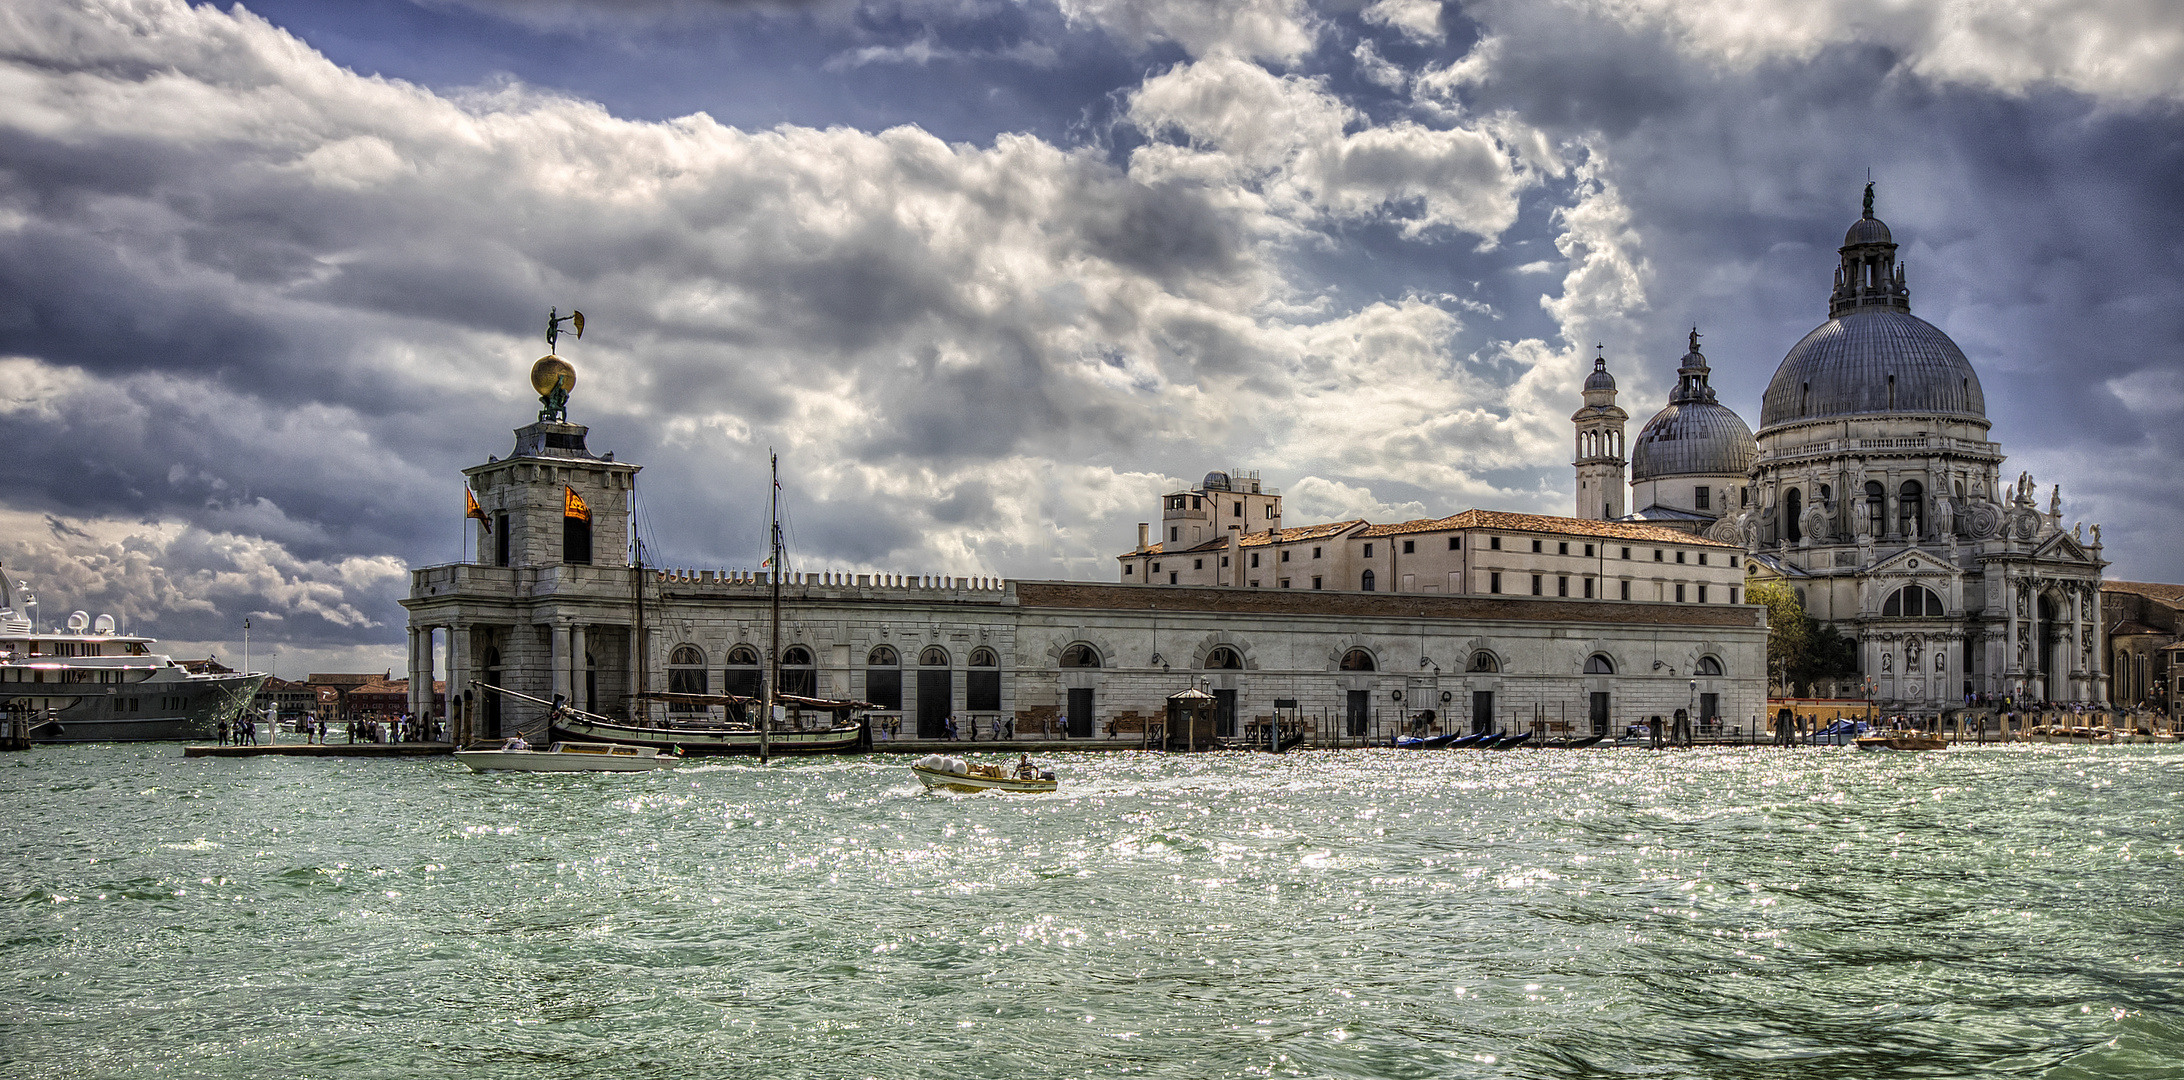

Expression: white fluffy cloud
xmin=1126 ymin=56 xmax=1534 ymax=239
xmin=1055 ymin=0 xmax=1318 ymax=60
xmin=1543 ymin=0 xmax=2184 ymax=101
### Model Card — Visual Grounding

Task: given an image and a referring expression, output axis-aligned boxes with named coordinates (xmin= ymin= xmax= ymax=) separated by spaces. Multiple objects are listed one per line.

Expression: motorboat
xmin=1 ymin=567 xmax=266 ymax=742
xmin=1807 ymin=719 xmax=1869 ymax=746
xmin=911 ymin=754 xmax=1057 ymax=793
xmin=455 ymin=740 xmax=679 ymax=772
xmin=1853 ymin=731 xmax=1947 ymax=752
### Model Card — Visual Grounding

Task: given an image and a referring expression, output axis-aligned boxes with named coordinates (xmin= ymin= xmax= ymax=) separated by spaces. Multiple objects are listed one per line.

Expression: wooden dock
xmin=182 ymin=741 xmax=455 ymax=758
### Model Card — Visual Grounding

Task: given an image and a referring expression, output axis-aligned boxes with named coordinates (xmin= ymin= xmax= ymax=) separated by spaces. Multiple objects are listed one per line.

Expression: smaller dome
xmin=1630 ymin=401 xmax=1756 ymax=482
xmin=1201 ymin=471 xmax=1232 ymax=492
xmin=1844 ymin=215 xmax=1892 ymax=246
xmin=1584 ymin=356 xmax=1616 ymax=392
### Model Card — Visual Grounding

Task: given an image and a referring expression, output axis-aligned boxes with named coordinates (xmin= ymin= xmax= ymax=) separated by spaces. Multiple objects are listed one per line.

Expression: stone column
xmin=418 ymin=626 xmax=436 ymax=725
xmin=450 ymin=625 xmax=471 ymax=743
xmin=406 ymin=627 xmax=427 ymax=719
xmin=550 ymin=620 xmax=571 ymax=707
xmin=2091 ymin=585 xmax=2108 ymax=703
xmin=570 ymin=623 xmax=588 ymax=713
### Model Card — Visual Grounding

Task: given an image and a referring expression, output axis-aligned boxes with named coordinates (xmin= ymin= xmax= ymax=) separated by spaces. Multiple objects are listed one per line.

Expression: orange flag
xmin=563 ymin=485 xmax=591 ymax=522
xmin=466 ymin=487 xmax=490 ymax=533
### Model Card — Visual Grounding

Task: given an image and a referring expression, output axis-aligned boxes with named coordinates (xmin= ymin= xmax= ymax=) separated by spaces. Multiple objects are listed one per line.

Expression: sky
xmin=1 ymin=0 xmax=2181 ymax=678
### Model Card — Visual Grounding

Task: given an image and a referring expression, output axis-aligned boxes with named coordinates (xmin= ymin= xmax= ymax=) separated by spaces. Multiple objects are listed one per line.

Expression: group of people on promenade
xmin=871 ymin=715 xmax=1022 ymax=741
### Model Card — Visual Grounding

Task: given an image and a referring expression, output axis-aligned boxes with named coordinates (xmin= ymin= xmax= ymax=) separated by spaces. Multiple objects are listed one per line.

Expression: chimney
xmin=1137 ymin=522 xmax=1150 ymax=551
xmin=1227 ymin=527 xmax=1242 ymax=587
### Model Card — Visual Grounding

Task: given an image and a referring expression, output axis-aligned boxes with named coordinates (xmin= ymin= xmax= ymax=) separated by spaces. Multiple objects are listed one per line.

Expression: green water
xmin=4 ymin=745 xmax=2180 ymax=1079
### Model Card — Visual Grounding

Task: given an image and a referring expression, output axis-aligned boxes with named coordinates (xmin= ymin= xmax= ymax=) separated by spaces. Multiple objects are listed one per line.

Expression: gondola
xmin=1394 ymin=732 xmax=1464 ymax=749
xmin=1541 ymin=733 xmax=1607 ymax=749
xmin=1487 ymin=730 xmax=1534 ymax=750
xmin=1447 ymin=731 xmax=1496 ymax=748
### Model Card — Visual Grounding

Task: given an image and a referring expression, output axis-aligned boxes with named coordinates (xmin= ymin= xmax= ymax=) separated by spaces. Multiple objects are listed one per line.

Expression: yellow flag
xmin=564 ymin=485 xmax=591 ymax=522
xmin=465 ymin=487 xmax=490 ymax=532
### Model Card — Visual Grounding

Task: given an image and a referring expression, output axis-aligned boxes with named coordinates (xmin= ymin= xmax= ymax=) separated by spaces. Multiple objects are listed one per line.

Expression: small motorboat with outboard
xmin=455 ymin=739 xmax=679 ymax=772
xmin=911 ymin=754 xmax=1057 ymax=793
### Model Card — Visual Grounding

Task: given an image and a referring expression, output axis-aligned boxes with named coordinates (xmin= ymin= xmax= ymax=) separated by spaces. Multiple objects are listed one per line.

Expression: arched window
xmin=1206 ymin=647 xmax=1243 ymax=670
xmin=1865 ymin=480 xmax=1886 ymax=534
xmin=780 ymin=645 xmax=816 ymax=697
xmin=919 ymin=646 xmax=949 ymax=667
xmin=669 ymin=644 xmax=708 ymax=712
xmin=723 ymin=644 xmax=762 ymax=701
xmin=866 ymin=644 xmax=901 ymax=711
xmin=1060 ymin=644 xmax=1101 ymax=668
xmin=1899 ymin=479 xmax=1924 ymax=538
xmin=1361 ymin=569 xmax=1376 ymax=592
xmin=1584 ymin=654 xmax=1614 ymax=675
xmin=1695 ymin=655 xmax=1723 ymax=676
xmin=1785 ymin=487 xmax=1803 ymax=543
xmin=1881 ymin=585 xmax=1945 ymax=617
xmin=1339 ymin=648 xmax=1376 ymax=671
xmin=967 ymin=647 xmax=1000 ymax=711
xmin=1467 ymin=651 xmax=1499 ymax=673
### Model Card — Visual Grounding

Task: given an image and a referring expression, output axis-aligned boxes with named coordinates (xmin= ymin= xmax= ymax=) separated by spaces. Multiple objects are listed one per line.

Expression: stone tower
xmin=1571 ymin=348 xmax=1628 ymax=520
xmin=466 ymin=419 xmax=639 ymax=570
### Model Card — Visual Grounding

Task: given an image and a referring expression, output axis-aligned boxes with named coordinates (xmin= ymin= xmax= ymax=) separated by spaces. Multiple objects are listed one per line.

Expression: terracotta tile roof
xmin=1117 ymin=521 xmax=1365 ymax=559
xmin=2103 ymin=580 xmax=2184 ymax=605
xmin=1015 ymin=581 xmax=1766 ymax=628
xmin=1354 ymin=509 xmax=1738 ymax=547
xmin=2108 ymin=619 xmax=2165 ymax=637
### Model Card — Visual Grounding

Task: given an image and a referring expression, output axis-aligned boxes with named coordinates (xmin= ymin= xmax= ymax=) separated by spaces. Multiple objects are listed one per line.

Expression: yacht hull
xmin=14 ymin=673 xmax=267 ymax=744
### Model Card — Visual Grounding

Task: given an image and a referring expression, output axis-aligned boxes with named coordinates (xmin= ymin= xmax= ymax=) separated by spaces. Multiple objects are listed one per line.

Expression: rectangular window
xmin=1654 ymin=549 xmax=1664 ymax=561
xmin=1698 ymin=584 xmax=1709 ymax=603
xmin=1698 ymin=553 xmax=1708 ymax=565
xmin=1402 ymin=540 xmax=1415 ymax=554
xmin=1729 ymin=555 xmax=1738 ymax=568
xmin=1220 ymin=556 xmax=1229 ymax=567
xmin=1676 ymin=583 xmax=1687 ymax=602
xmin=1313 ymin=547 xmax=1323 ymax=559
xmin=1192 ymin=496 xmax=1200 ymax=509
xmin=1695 ymin=485 xmax=1711 ymax=510
xmin=1312 ymin=576 xmax=1323 ymax=590
xmin=1281 ymin=550 xmax=1290 ymax=562
xmin=1730 ymin=587 xmax=1739 ymax=604
xmin=1532 ymin=539 xmax=1543 ymax=553
xmin=1124 ymin=565 xmax=1133 ymax=575
xmin=1558 ymin=575 xmax=1569 ymax=596
xmin=1558 ymin=541 xmax=1569 ymax=555
xmin=1170 ymin=526 xmax=1178 ymax=542
xmin=1676 ymin=551 xmax=1686 ymax=564
xmin=1249 ymin=580 xmax=1259 ymax=588
xmin=1490 ymin=572 xmax=1502 ymax=593
xmin=1266 ymin=505 xmax=1275 ymax=518
xmin=1364 ymin=543 xmax=1374 ymax=557
xmin=1621 ymin=546 xmax=1631 ymax=560
xmin=1531 ymin=574 xmax=1543 ymax=595
xmin=1490 ymin=536 xmax=1502 ymax=551
xmin=1169 ymin=572 xmax=1178 ymax=584
xmin=1620 ymin=580 xmax=1631 ymax=601
xmin=1152 ymin=562 xmax=1161 ymax=572
xmin=1585 ymin=543 xmax=1594 ymax=557
xmin=1280 ymin=579 xmax=1290 ymax=588
xmin=1250 ymin=553 xmax=1260 ymax=567
xmin=1584 ymin=577 xmax=1595 ymax=599
xmin=494 ymin=514 xmax=510 ymax=566
xmin=1449 ymin=536 xmax=1461 ymax=550
xmin=1194 ymin=559 xmax=1203 ymax=569
xmin=1234 ymin=502 xmax=1242 ymax=517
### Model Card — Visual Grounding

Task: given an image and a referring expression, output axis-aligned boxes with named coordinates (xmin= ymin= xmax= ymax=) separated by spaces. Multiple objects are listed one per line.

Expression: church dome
xmin=1631 ymin=400 xmax=1756 ymax=481
xmin=1583 ymin=360 xmax=1617 ymax=393
xmin=1844 ymin=215 xmax=1892 ymax=246
xmin=1758 ymin=309 xmax=1986 ymax=429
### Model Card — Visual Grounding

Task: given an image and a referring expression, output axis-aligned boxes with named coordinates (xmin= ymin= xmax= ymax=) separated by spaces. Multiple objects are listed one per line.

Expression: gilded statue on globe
xmin=531 ymin=307 xmax=584 ymax=423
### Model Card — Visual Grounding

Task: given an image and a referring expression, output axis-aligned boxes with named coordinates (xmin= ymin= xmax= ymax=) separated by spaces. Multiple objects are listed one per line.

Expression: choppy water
xmin=4 ymin=744 xmax=2181 ymax=1079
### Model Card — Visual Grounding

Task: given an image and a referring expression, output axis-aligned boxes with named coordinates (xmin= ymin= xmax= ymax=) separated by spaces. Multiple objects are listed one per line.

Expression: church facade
xmin=1574 ymin=190 xmax=2108 ymax=708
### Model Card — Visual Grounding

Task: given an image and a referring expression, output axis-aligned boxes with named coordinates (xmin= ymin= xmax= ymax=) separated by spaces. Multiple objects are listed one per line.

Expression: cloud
xmin=1522 ymin=0 xmax=2184 ymax=102
xmin=1125 ymin=56 xmax=1533 ymax=239
xmin=1055 ymin=0 xmax=1318 ymax=61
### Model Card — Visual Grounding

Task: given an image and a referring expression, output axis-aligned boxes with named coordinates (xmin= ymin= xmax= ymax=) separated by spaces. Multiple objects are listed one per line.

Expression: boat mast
xmin=763 ymin=450 xmax=779 ymax=765
xmin=632 ymin=522 xmax=646 ymax=729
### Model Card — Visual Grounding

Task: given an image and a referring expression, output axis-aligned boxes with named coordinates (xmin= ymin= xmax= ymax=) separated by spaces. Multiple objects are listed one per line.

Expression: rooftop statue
xmin=532 ymin=306 xmax=585 ymax=423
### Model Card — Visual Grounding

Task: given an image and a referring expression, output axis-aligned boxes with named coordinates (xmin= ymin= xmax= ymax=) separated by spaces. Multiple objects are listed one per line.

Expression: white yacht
xmin=1 ymin=569 xmax=267 ymax=743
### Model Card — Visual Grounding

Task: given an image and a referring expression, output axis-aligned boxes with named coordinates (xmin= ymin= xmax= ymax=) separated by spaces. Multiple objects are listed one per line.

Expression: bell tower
xmin=1572 ymin=346 xmax=1628 ymax=520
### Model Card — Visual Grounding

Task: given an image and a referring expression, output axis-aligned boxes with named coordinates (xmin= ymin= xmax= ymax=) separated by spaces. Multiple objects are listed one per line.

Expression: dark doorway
xmin=1589 ymin=691 xmax=1610 ymax=735
xmin=1785 ymin=487 xmax=1803 ymax=543
xmin=2038 ymin=594 xmax=2061 ymax=700
xmin=1472 ymin=690 xmax=1494 ymax=734
xmin=1700 ymin=692 xmax=1719 ymax=727
xmin=1214 ymin=689 xmax=1237 ymax=737
xmin=1346 ymin=690 xmax=1370 ymax=737
xmin=563 ymin=516 xmax=592 ymax=565
xmin=917 ymin=668 xmax=952 ymax=738
xmin=584 ymin=652 xmax=597 ymax=715
xmin=483 ymin=647 xmax=502 ymax=734
xmin=1067 ymin=688 xmax=1094 ymax=738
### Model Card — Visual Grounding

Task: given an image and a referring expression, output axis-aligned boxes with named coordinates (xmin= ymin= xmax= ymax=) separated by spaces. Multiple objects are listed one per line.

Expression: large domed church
xmin=1574 ymin=186 xmax=2108 ymax=708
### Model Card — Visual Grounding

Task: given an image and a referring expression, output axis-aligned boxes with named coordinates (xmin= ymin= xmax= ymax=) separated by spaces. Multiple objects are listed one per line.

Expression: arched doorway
xmin=1340 ymin=648 xmax=1374 ymax=736
xmin=1785 ymin=487 xmax=1803 ymax=543
xmin=916 ymin=645 xmax=952 ymax=738
xmin=1059 ymin=643 xmax=1099 ymax=738
xmin=1206 ymin=646 xmax=1243 ymax=736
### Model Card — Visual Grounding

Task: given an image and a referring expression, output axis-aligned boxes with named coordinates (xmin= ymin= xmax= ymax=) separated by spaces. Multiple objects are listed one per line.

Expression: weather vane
xmin=532 ymin=306 xmax=585 ymax=424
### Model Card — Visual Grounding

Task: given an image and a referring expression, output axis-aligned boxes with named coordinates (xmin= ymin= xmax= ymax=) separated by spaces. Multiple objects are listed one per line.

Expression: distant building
xmin=1575 ymin=189 xmax=2107 ymax=706
xmin=2102 ymin=582 xmax=2183 ymax=710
